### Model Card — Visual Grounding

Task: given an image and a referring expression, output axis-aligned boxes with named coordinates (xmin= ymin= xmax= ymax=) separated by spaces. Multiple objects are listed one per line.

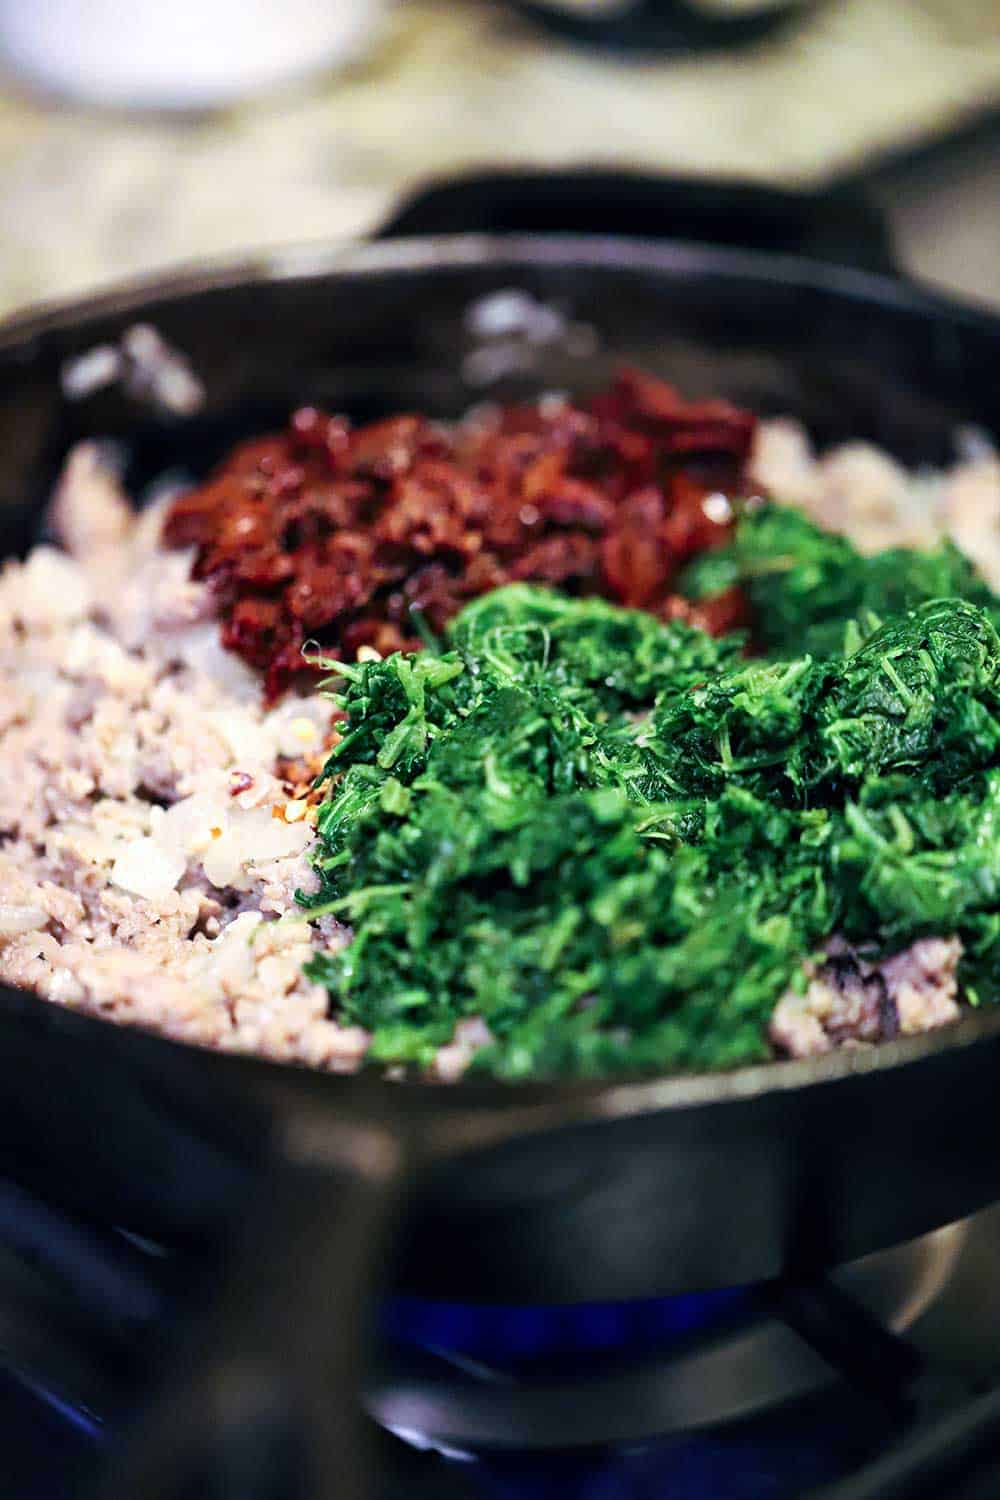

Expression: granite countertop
xmin=0 ymin=0 xmax=999 ymax=317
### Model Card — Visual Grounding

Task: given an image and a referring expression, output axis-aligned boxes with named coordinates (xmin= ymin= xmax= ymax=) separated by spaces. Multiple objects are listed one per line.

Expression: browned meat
xmin=770 ymin=937 xmax=963 ymax=1059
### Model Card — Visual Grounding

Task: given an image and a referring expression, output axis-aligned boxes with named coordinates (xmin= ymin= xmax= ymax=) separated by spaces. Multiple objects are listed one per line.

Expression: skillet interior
xmin=3 ymin=235 xmax=1000 ymax=1298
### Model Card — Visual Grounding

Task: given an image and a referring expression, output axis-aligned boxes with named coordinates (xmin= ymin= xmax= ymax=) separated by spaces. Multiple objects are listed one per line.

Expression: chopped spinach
xmin=681 ymin=503 xmax=999 ymax=659
xmin=305 ymin=564 xmax=1000 ymax=1078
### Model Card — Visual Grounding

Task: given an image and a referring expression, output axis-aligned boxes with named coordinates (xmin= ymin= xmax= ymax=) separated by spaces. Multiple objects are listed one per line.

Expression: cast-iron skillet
xmin=2 ymin=175 xmax=1000 ymax=1498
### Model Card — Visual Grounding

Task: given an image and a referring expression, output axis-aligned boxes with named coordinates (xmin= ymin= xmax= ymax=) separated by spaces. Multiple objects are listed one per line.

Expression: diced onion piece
xmin=200 ymin=809 xmax=311 ymax=890
xmin=210 ymin=912 xmax=263 ymax=989
xmin=110 ymin=838 xmax=186 ymax=901
xmin=12 ymin=547 xmax=93 ymax=626
xmin=158 ymin=792 xmax=229 ymax=855
xmin=209 ymin=708 xmax=271 ymax=765
xmin=0 ymin=904 xmax=48 ymax=938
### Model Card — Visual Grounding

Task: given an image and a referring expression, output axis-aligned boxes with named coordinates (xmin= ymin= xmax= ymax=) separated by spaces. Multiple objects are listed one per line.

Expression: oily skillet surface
xmin=3 ymin=207 xmax=1000 ymax=1498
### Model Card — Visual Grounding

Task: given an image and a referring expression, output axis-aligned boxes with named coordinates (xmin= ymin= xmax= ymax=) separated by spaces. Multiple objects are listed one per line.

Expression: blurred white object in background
xmin=0 ymin=0 xmax=384 ymax=110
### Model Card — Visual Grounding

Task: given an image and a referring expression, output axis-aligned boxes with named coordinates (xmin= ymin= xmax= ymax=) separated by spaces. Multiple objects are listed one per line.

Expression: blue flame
xmin=383 ymin=1286 xmax=753 ymax=1369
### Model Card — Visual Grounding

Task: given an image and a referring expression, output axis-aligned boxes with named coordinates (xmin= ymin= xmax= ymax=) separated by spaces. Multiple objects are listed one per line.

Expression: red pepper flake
xmin=163 ymin=368 xmax=756 ymax=699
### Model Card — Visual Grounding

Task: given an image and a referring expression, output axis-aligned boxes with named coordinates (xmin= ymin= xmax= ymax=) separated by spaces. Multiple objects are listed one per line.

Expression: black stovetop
xmin=4 ymin=1182 xmax=1000 ymax=1499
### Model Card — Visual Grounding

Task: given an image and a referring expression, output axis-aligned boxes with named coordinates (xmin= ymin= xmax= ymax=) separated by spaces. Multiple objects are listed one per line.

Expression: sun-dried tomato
xmin=162 ymin=368 xmax=755 ymax=698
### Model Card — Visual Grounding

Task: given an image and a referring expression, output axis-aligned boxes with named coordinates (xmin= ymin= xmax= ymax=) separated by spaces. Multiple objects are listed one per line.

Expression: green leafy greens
xmin=304 ymin=514 xmax=1000 ymax=1078
xmin=682 ymin=502 xmax=1000 ymax=659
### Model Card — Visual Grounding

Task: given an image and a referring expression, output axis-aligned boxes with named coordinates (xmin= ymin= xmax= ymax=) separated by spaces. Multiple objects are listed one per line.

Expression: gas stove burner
xmin=382 ymin=1285 xmax=750 ymax=1368
xmin=0 ymin=1173 xmax=996 ymax=1499
xmin=368 ymin=1222 xmax=966 ymax=1454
